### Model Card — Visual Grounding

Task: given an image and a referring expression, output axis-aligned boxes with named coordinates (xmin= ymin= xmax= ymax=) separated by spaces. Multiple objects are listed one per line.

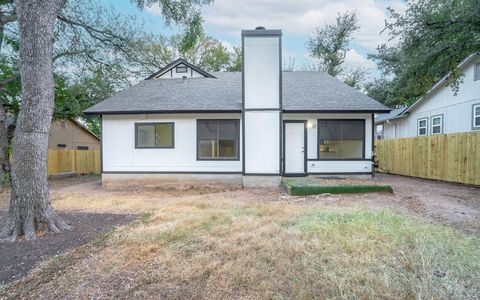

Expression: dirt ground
xmin=0 ymin=173 xmax=479 ymax=287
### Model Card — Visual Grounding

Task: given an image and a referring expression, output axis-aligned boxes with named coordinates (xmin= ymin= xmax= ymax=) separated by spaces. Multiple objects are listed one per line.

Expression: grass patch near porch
xmin=282 ymin=177 xmax=393 ymax=195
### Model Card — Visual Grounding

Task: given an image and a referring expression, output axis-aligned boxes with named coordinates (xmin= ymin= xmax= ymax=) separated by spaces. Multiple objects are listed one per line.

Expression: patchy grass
xmin=283 ymin=177 xmax=393 ymax=195
xmin=2 ymin=197 xmax=478 ymax=299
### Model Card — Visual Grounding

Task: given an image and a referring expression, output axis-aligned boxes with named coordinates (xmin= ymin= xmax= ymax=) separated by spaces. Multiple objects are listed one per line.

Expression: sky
xmin=102 ymin=0 xmax=407 ymax=76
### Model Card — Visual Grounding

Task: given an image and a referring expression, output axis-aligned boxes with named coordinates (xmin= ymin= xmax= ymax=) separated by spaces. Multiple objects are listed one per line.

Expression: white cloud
xmin=190 ymin=0 xmax=406 ymax=50
xmin=344 ymin=49 xmax=375 ymax=70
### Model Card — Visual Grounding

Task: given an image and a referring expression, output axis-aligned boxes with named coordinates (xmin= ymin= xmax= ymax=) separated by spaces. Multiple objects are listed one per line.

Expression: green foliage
xmin=369 ymin=0 xmax=480 ymax=106
xmin=226 ymin=46 xmax=242 ymax=72
xmin=308 ymin=11 xmax=360 ymax=77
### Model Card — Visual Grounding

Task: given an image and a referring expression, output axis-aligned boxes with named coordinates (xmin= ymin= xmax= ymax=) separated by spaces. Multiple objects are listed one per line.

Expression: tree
xmin=226 ymin=46 xmax=242 ymax=72
xmin=1 ymin=0 xmax=212 ymax=241
xmin=170 ymin=32 xmax=231 ymax=71
xmin=368 ymin=0 xmax=480 ymax=106
xmin=308 ymin=11 xmax=360 ymax=77
xmin=341 ymin=67 xmax=368 ymax=90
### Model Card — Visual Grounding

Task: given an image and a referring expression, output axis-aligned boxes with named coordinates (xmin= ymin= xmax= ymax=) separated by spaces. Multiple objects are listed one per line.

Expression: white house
xmin=85 ymin=27 xmax=390 ymax=187
xmin=376 ymin=54 xmax=480 ymax=140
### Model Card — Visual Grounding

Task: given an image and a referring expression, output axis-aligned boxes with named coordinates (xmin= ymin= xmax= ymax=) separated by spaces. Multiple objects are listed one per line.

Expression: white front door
xmin=284 ymin=122 xmax=305 ymax=174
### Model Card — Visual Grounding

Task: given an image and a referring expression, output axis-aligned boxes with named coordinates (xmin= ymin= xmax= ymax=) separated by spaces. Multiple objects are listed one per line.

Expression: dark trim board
xmin=100 ymin=115 xmax=103 ymax=173
xmin=307 ymin=158 xmax=371 ymax=162
xmin=371 ymin=113 xmax=375 ymax=177
xmin=309 ymin=172 xmax=373 ymax=176
xmin=102 ymin=171 xmax=243 ymax=175
xmin=241 ymin=29 xmax=282 ymax=36
xmin=85 ymin=110 xmax=242 ymax=116
xmin=282 ymin=120 xmax=307 ymax=176
xmin=283 ymin=110 xmax=391 ymax=114
xmin=145 ymin=58 xmax=216 ymax=80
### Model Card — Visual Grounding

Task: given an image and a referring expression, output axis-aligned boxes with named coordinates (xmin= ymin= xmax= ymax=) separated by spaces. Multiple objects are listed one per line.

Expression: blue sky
xmin=101 ymin=0 xmax=406 ymax=76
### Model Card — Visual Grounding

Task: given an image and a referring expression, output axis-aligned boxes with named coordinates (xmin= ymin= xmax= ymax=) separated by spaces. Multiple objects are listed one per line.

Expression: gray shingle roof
xmin=375 ymin=106 xmax=407 ymax=123
xmin=84 ymin=71 xmax=390 ymax=114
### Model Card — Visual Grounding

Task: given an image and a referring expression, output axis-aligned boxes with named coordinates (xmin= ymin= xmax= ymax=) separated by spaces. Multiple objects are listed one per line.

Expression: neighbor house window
xmin=135 ymin=122 xmax=174 ymax=148
xmin=417 ymin=118 xmax=428 ymax=136
xmin=474 ymin=62 xmax=480 ymax=81
xmin=77 ymin=146 xmax=89 ymax=150
xmin=473 ymin=104 xmax=480 ymax=130
xmin=197 ymin=119 xmax=239 ymax=160
xmin=431 ymin=115 xmax=443 ymax=135
xmin=317 ymin=119 xmax=365 ymax=159
xmin=176 ymin=65 xmax=187 ymax=73
xmin=376 ymin=124 xmax=384 ymax=140
xmin=57 ymin=144 xmax=66 ymax=149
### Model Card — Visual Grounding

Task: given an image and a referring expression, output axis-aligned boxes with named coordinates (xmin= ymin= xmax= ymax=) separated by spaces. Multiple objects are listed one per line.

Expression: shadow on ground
xmin=0 ymin=212 xmax=136 ymax=285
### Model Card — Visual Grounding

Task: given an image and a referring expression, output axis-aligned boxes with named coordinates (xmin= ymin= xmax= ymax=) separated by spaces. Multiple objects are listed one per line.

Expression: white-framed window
xmin=376 ymin=124 xmax=384 ymax=140
xmin=474 ymin=62 xmax=480 ymax=81
xmin=176 ymin=65 xmax=187 ymax=73
xmin=417 ymin=118 xmax=428 ymax=136
xmin=473 ymin=103 xmax=480 ymax=130
xmin=430 ymin=114 xmax=443 ymax=135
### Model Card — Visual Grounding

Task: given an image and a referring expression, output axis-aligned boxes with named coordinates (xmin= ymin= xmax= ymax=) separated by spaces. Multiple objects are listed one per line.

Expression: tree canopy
xmin=368 ymin=0 xmax=480 ymax=106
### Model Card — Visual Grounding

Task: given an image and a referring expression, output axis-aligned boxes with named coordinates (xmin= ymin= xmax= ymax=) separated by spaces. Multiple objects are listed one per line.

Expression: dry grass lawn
xmin=1 ymin=177 xmax=480 ymax=299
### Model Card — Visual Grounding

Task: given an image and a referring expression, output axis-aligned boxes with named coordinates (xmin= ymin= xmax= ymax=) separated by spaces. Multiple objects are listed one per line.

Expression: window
xmin=417 ymin=118 xmax=428 ymax=136
xmin=475 ymin=62 xmax=480 ymax=81
xmin=135 ymin=122 xmax=174 ymax=148
xmin=176 ymin=65 xmax=187 ymax=73
xmin=197 ymin=119 xmax=239 ymax=160
xmin=317 ymin=119 xmax=365 ymax=159
xmin=473 ymin=104 xmax=480 ymax=130
xmin=376 ymin=124 xmax=384 ymax=140
xmin=57 ymin=144 xmax=66 ymax=149
xmin=77 ymin=146 xmax=89 ymax=150
xmin=430 ymin=115 xmax=443 ymax=134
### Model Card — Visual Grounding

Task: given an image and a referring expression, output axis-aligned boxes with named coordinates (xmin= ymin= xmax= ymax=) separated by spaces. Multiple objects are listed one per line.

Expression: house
xmin=84 ymin=27 xmax=390 ymax=187
xmin=376 ymin=54 xmax=480 ymax=140
xmin=49 ymin=118 xmax=100 ymax=151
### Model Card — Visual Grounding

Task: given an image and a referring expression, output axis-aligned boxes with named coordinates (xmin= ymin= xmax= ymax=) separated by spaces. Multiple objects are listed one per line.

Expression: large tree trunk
xmin=0 ymin=0 xmax=69 ymax=242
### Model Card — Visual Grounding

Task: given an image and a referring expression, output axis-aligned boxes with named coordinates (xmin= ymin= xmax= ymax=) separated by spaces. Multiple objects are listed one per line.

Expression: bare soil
xmin=0 ymin=173 xmax=479 ymax=289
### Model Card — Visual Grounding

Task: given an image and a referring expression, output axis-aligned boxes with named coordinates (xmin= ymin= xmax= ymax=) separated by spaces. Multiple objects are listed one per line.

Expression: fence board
xmin=376 ymin=132 xmax=480 ymax=186
xmin=47 ymin=149 xmax=100 ymax=176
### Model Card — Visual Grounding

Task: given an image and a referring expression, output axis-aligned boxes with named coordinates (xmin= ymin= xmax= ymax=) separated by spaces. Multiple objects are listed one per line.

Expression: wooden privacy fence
xmin=47 ymin=150 xmax=100 ymax=176
xmin=375 ymin=132 xmax=480 ymax=186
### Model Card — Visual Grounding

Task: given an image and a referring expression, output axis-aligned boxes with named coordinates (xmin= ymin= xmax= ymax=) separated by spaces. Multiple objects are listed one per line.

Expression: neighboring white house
xmin=85 ymin=27 xmax=390 ymax=187
xmin=376 ymin=53 xmax=480 ymax=140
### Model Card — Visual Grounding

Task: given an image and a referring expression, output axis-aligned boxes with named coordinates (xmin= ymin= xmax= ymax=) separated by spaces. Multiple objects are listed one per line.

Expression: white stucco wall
xmin=382 ymin=56 xmax=480 ymax=139
xmin=283 ymin=113 xmax=373 ymax=174
xmin=102 ymin=114 xmax=242 ymax=172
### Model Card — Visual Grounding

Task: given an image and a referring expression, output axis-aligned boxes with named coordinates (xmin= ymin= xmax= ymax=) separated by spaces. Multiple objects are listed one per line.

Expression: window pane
xmin=219 ymin=139 xmax=237 ymax=158
xmin=475 ymin=116 xmax=480 ymax=127
xmin=432 ymin=117 xmax=441 ymax=126
xmin=318 ymin=120 xmax=363 ymax=159
xmin=432 ymin=126 xmax=441 ymax=134
xmin=197 ymin=120 xmax=238 ymax=159
xmin=199 ymin=140 xmax=216 ymax=158
xmin=419 ymin=128 xmax=426 ymax=135
xmin=419 ymin=119 xmax=426 ymax=127
xmin=137 ymin=124 xmax=155 ymax=147
xmin=155 ymin=123 xmax=173 ymax=147
xmin=475 ymin=106 xmax=480 ymax=116
xmin=198 ymin=121 xmax=217 ymax=140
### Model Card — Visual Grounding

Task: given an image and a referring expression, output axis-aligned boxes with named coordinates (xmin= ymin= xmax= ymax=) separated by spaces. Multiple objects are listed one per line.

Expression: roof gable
xmin=145 ymin=58 xmax=216 ymax=80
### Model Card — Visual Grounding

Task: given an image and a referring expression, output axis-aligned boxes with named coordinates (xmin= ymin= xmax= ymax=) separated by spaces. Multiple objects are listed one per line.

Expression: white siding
xmin=244 ymin=111 xmax=280 ymax=173
xmin=102 ymin=114 xmax=241 ymax=172
xmin=283 ymin=113 xmax=373 ymax=174
xmin=156 ymin=64 xmax=205 ymax=79
xmin=382 ymin=56 xmax=480 ymax=139
xmin=243 ymin=37 xmax=280 ymax=109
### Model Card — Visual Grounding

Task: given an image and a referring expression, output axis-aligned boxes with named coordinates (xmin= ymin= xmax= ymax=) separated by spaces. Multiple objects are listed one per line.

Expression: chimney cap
xmin=255 ymin=26 xmax=266 ymax=30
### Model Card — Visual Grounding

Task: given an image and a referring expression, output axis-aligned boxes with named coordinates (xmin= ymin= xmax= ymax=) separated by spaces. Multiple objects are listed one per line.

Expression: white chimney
xmin=242 ymin=27 xmax=282 ymax=186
